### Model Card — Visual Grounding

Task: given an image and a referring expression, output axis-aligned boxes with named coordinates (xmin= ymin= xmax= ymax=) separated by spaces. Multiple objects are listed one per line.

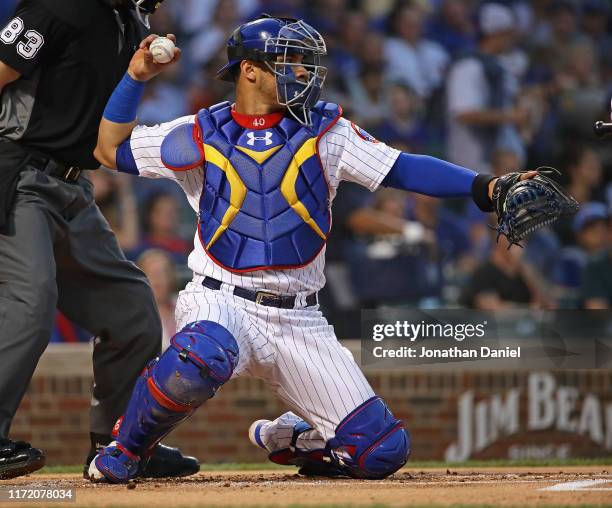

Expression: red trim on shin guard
xmin=146 ymin=377 xmax=192 ymax=413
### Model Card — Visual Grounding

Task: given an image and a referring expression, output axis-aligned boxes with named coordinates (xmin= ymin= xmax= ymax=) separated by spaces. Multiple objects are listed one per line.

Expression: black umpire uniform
xmin=0 ymin=0 xmax=197 ymax=479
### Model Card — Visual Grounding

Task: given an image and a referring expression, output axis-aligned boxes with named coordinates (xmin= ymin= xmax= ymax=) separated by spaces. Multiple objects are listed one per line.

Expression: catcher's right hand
xmin=491 ymin=167 xmax=579 ymax=247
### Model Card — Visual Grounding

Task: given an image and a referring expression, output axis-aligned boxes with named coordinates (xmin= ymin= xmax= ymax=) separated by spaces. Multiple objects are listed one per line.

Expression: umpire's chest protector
xmin=164 ymin=101 xmax=341 ymax=272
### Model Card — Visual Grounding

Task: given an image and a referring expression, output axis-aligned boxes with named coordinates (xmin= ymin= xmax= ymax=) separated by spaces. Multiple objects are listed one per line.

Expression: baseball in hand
xmin=150 ymin=36 xmax=175 ymax=64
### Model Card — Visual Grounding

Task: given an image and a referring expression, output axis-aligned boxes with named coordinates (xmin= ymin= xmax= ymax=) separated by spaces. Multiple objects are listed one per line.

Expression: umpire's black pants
xmin=0 ymin=148 xmax=161 ymax=438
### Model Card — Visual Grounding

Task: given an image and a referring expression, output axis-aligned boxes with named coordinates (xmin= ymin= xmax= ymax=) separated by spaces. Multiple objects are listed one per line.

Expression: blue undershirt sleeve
xmin=381 ymin=152 xmax=477 ymax=197
xmin=115 ymin=138 xmax=138 ymax=175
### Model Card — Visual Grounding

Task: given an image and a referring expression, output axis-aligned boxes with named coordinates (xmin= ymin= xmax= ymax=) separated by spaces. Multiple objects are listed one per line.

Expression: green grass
xmin=36 ymin=457 xmax=612 ymax=475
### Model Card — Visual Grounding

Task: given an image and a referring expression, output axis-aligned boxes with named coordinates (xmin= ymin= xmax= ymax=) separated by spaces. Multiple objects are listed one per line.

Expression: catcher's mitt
xmin=491 ymin=167 xmax=579 ymax=247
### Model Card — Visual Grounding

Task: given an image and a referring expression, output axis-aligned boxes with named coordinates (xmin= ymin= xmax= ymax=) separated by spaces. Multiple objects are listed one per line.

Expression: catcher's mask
xmin=216 ymin=14 xmax=328 ymax=126
xmin=130 ymin=0 xmax=164 ymax=28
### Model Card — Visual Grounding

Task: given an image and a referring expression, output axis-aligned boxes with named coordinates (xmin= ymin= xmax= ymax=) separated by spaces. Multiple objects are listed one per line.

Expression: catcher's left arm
xmin=379 ymin=152 xmax=579 ymax=246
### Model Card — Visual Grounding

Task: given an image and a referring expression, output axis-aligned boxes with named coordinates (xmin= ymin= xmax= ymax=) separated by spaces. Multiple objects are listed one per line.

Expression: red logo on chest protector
xmin=350 ymin=122 xmax=379 ymax=143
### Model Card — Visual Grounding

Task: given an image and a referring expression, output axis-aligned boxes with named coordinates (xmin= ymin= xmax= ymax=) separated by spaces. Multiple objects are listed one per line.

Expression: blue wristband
xmin=103 ymin=72 xmax=145 ymax=123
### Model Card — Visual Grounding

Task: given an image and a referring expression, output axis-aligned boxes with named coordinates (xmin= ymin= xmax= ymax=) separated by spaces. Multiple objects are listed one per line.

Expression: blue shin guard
xmin=93 ymin=321 xmax=238 ymax=482
xmin=326 ymin=397 xmax=411 ymax=479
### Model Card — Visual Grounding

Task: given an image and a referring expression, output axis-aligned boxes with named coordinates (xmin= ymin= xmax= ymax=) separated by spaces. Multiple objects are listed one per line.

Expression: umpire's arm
xmin=0 ymin=60 xmax=21 ymax=94
xmin=94 ymin=33 xmax=181 ymax=169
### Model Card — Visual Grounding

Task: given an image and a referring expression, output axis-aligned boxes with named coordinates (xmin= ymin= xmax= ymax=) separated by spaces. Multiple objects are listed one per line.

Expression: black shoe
xmin=0 ymin=439 xmax=46 ymax=480
xmin=138 ymin=443 xmax=200 ymax=478
xmin=83 ymin=442 xmax=199 ymax=479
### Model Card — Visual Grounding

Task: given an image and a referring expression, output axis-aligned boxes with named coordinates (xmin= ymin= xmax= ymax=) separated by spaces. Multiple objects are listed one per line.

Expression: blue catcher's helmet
xmin=216 ymin=14 xmax=328 ymax=126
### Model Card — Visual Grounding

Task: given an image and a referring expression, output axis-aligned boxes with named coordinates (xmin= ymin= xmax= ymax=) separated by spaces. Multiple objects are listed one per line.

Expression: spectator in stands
xmin=138 ymin=66 xmax=189 ymax=125
xmin=339 ymin=31 xmax=388 ymax=117
xmin=188 ymin=0 xmax=243 ymax=67
xmin=165 ymin=0 xmax=212 ymax=36
xmin=408 ymin=193 xmax=470 ymax=266
xmin=168 ymin=0 xmax=261 ymax=36
xmin=373 ymin=82 xmax=430 ymax=153
xmin=137 ymin=249 xmax=178 ymax=350
xmin=384 ymin=2 xmax=449 ymax=99
xmin=556 ymin=40 xmax=608 ymax=141
xmin=307 ymin=0 xmax=350 ymax=42
xmin=445 ymin=2 xmax=529 ymax=174
xmin=573 ymin=203 xmax=609 ymax=256
xmin=493 ymin=148 xmax=522 ymax=176
xmin=343 ymin=188 xmax=434 ymax=252
xmin=581 ymin=0 xmax=612 ymax=78
xmin=89 ymin=169 xmax=139 ymax=252
xmin=520 ymin=0 xmax=555 ymax=43
xmin=563 ymin=145 xmax=604 ymax=204
xmin=331 ymin=10 xmax=368 ymax=77
xmin=360 ymin=31 xmax=387 ymax=72
xmin=554 ymin=144 xmax=604 ymax=245
xmin=581 ymin=216 xmax=612 ymax=310
xmin=531 ymin=0 xmax=585 ymax=72
xmin=460 ymin=233 xmax=541 ymax=309
xmin=552 ymin=203 xmax=609 ymax=306
xmin=344 ymin=64 xmax=389 ymax=127
xmin=136 ymin=192 xmax=191 ymax=264
xmin=426 ymin=0 xmax=477 ymax=55
xmin=339 ymin=186 xmax=441 ymax=306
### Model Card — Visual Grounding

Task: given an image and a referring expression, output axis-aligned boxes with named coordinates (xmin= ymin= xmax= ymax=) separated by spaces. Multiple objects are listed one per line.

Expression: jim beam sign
xmin=445 ymin=372 xmax=612 ymax=461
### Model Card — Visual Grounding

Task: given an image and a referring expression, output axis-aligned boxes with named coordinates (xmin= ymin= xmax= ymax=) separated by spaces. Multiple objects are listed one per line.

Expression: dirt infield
xmin=1 ymin=466 xmax=611 ymax=507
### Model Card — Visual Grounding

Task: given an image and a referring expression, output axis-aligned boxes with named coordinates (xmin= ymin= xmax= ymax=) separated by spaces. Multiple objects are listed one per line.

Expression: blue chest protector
xmin=162 ymin=101 xmax=341 ymax=272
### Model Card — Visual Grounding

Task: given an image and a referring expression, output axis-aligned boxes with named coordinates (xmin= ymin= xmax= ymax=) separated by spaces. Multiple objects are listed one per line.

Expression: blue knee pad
xmin=326 ymin=397 xmax=410 ymax=479
xmin=154 ymin=320 xmax=238 ymax=405
xmin=114 ymin=321 xmax=239 ymax=457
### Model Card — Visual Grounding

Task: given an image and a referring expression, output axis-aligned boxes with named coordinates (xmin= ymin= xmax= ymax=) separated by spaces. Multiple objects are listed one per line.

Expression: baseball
xmin=149 ymin=36 xmax=175 ymax=64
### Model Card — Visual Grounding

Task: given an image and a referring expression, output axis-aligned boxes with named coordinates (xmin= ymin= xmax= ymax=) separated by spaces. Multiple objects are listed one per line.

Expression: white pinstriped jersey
xmin=128 ymin=113 xmax=401 ymax=296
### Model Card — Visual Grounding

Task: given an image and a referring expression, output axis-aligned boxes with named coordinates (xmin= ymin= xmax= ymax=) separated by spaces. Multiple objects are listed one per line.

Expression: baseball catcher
xmin=86 ymin=15 xmax=577 ymax=483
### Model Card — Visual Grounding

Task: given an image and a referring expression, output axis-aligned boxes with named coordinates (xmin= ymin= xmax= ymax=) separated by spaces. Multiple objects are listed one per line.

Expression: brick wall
xmin=10 ymin=344 xmax=612 ymax=465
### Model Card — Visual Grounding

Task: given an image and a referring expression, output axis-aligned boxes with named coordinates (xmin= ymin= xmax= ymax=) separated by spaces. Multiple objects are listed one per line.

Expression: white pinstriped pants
xmin=174 ymin=279 xmax=375 ymax=443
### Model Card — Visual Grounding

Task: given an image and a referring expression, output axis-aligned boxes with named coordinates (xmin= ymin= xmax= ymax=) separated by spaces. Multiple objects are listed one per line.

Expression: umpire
xmin=0 ymin=0 xmax=198 ymax=479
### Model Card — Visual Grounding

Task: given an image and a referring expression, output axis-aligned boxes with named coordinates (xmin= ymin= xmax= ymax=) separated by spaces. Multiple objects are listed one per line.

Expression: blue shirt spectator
xmin=426 ymin=0 xmax=477 ymax=55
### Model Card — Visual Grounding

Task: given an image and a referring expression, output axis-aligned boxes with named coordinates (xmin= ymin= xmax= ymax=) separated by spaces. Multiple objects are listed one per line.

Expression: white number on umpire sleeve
xmin=0 ymin=17 xmax=24 ymax=44
xmin=17 ymin=30 xmax=44 ymax=59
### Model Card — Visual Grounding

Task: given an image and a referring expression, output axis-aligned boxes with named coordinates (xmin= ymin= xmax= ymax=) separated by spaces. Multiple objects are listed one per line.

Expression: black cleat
xmin=83 ymin=442 xmax=199 ymax=479
xmin=0 ymin=439 xmax=46 ymax=480
xmin=138 ymin=443 xmax=200 ymax=478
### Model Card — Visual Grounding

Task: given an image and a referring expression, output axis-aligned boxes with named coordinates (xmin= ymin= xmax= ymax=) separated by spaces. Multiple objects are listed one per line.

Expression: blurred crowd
xmin=3 ymin=0 xmax=609 ymax=342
